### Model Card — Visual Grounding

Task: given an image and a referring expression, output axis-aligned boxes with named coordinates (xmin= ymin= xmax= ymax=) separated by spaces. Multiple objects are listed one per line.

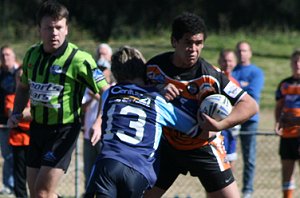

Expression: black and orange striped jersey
xmin=275 ymin=76 xmax=300 ymax=138
xmin=146 ymin=52 xmax=245 ymax=150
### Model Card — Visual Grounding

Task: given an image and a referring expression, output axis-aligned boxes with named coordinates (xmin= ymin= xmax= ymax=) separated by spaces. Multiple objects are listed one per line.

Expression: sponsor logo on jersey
xmin=50 ymin=65 xmax=63 ymax=75
xmin=224 ymin=81 xmax=242 ymax=98
xmin=93 ymin=68 xmax=105 ymax=82
xmin=110 ymin=86 xmax=152 ymax=107
xmin=29 ymin=80 xmax=63 ymax=107
xmin=186 ymin=82 xmax=199 ymax=95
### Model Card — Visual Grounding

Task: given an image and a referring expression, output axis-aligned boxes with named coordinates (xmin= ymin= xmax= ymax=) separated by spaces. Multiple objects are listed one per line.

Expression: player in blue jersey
xmin=84 ymin=46 xmax=200 ymax=198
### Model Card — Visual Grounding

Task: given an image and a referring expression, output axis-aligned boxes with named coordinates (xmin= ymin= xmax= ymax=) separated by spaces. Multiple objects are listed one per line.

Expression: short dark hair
xmin=291 ymin=49 xmax=300 ymax=61
xmin=36 ymin=0 xmax=69 ymax=26
xmin=111 ymin=46 xmax=146 ymax=83
xmin=171 ymin=12 xmax=207 ymax=41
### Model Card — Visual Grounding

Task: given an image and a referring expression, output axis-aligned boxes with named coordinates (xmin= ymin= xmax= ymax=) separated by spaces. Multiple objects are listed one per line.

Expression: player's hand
xmin=274 ymin=122 xmax=283 ymax=136
xmin=90 ymin=127 xmax=102 ymax=146
xmin=7 ymin=113 xmax=23 ymax=128
xmin=161 ymin=83 xmax=183 ymax=101
xmin=198 ymin=113 xmax=220 ymax=139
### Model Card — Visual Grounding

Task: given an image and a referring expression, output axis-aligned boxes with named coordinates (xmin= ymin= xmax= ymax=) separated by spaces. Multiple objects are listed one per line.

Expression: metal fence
xmin=1 ymin=132 xmax=299 ymax=198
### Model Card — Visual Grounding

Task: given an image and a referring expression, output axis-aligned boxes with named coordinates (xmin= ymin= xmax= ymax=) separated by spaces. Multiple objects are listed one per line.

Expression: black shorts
xmin=84 ymin=158 xmax=148 ymax=198
xmin=26 ymin=122 xmax=81 ymax=172
xmin=279 ymin=137 xmax=300 ymax=160
xmin=154 ymin=134 xmax=234 ymax=193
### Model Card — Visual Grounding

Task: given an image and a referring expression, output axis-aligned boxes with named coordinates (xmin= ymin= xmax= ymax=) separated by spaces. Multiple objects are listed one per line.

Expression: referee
xmin=7 ymin=1 xmax=109 ymax=197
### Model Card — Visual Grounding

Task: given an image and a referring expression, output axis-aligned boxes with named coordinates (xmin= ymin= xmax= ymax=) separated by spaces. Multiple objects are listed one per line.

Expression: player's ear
xmin=171 ymin=37 xmax=177 ymax=48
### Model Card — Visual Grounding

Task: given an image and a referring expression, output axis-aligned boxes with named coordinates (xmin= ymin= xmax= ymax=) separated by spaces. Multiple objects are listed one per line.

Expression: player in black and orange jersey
xmin=275 ymin=49 xmax=300 ymax=198
xmin=145 ymin=12 xmax=258 ymax=198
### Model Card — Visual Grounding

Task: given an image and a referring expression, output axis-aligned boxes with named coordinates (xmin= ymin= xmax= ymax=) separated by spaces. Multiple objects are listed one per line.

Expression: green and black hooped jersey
xmin=21 ymin=41 xmax=108 ymax=125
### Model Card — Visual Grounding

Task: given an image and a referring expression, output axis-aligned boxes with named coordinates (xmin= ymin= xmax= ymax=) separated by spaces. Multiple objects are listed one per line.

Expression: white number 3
xmin=106 ymin=105 xmax=146 ymax=145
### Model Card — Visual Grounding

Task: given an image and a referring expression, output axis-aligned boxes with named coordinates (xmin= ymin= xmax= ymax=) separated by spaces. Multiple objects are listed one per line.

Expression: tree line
xmin=1 ymin=0 xmax=300 ymax=41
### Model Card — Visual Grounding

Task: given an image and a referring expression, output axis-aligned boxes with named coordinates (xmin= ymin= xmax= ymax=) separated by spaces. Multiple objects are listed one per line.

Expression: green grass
xmin=3 ymin=30 xmax=300 ymax=111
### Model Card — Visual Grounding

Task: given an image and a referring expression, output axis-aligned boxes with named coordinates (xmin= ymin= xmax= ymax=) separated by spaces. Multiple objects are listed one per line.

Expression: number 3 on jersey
xmin=105 ymin=104 xmax=146 ymax=144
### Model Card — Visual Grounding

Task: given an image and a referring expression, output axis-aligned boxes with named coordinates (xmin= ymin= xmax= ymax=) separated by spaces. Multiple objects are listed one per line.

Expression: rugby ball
xmin=199 ymin=94 xmax=232 ymax=121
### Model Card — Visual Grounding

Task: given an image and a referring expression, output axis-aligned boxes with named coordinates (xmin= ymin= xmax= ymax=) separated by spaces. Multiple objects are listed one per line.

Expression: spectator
xmin=84 ymin=46 xmax=199 ymax=198
xmin=275 ymin=49 xmax=300 ymax=198
xmin=5 ymin=67 xmax=31 ymax=198
xmin=0 ymin=45 xmax=20 ymax=195
xmin=95 ymin=43 xmax=114 ymax=84
xmin=7 ymin=1 xmax=109 ymax=197
xmin=82 ymin=43 xmax=114 ymax=188
xmin=232 ymin=41 xmax=265 ymax=198
xmin=218 ymin=49 xmax=241 ymax=171
xmin=145 ymin=12 xmax=258 ymax=198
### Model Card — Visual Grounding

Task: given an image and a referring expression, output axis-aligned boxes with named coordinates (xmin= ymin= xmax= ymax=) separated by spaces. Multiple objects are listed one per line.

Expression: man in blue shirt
xmin=232 ymin=41 xmax=265 ymax=198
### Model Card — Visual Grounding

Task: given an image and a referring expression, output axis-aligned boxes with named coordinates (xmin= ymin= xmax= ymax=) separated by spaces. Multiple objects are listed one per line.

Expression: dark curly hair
xmin=171 ymin=12 xmax=207 ymax=41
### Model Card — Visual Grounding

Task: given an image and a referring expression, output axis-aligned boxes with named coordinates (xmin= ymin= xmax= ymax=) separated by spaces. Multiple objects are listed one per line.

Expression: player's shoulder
xmin=67 ymin=42 xmax=95 ymax=63
xmin=198 ymin=58 xmax=221 ymax=73
xmin=25 ymin=42 xmax=42 ymax=55
xmin=278 ymin=76 xmax=294 ymax=85
xmin=147 ymin=52 xmax=173 ymax=65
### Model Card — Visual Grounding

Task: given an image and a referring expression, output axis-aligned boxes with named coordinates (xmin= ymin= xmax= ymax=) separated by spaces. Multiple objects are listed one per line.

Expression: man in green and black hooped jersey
xmin=7 ymin=1 xmax=109 ymax=197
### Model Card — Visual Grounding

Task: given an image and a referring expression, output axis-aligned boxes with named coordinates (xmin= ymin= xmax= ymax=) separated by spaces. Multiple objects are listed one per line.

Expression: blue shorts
xmin=85 ymin=158 xmax=149 ymax=198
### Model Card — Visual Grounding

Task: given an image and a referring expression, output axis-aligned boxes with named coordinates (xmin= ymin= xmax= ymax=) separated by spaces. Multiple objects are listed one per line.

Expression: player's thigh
xmin=152 ymin=140 xmax=183 ymax=191
xmin=34 ymin=166 xmax=65 ymax=192
xmin=190 ymin=136 xmax=234 ymax=192
xmin=27 ymin=167 xmax=39 ymax=193
xmin=86 ymin=158 xmax=149 ymax=198
xmin=85 ymin=159 xmax=118 ymax=198
xmin=119 ymin=164 xmax=149 ymax=198
xmin=207 ymin=181 xmax=240 ymax=198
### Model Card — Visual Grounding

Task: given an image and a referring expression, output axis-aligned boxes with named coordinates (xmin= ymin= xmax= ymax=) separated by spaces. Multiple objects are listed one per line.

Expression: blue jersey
xmin=98 ymin=83 xmax=198 ymax=187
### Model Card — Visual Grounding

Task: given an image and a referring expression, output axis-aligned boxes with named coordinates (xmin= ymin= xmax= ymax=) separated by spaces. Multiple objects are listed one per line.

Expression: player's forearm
xmin=12 ymin=83 xmax=30 ymax=115
xmin=222 ymin=94 xmax=258 ymax=129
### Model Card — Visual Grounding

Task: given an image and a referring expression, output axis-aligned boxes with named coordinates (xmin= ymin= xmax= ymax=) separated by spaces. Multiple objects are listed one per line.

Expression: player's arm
xmin=90 ymin=88 xmax=109 ymax=146
xmin=200 ymin=93 xmax=258 ymax=132
xmin=7 ymin=82 xmax=30 ymax=127
xmin=274 ymin=98 xmax=284 ymax=135
xmin=155 ymin=95 xmax=199 ymax=136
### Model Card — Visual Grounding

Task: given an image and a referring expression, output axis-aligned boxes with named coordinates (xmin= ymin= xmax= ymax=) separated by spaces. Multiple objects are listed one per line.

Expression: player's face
xmin=39 ymin=16 xmax=68 ymax=53
xmin=236 ymin=43 xmax=252 ymax=65
xmin=291 ymin=56 xmax=300 ymax=78
xmin=219 ymin=52 xmax=237 ymax=74
xmin=172 ymin=33 xmax=204 ymax=68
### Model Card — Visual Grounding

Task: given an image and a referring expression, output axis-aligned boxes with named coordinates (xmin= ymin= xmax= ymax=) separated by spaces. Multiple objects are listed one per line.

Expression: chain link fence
xmin=1 ymin=131 xmax=299 ymax=198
